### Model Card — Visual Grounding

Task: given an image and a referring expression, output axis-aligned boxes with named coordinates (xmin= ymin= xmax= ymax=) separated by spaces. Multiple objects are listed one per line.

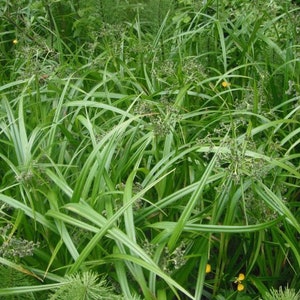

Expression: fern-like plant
xmin=260 ymin=286 xmax=300 ymax=300
xmin=47 ymin=271 xmax=123 ymax=300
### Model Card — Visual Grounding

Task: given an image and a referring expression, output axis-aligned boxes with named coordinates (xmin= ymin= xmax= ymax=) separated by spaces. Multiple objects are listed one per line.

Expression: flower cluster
xmin=152 ymin=59 xmax=177 ymax=81
xmin=181 ymin=57 xmax=207 ymax=83
xmin=234 ymin=273 xmax=245 ymax=292
xmin=115 ymin=182 xmax=144 ymax=211
xmin=161 ymin=242 xmax=187 ymax=273
xmin=202 ymin=129 xmax=268 ymax=184
xmin=203 ymin=262 xmax=247 ymax=292
xmin=142 ymin=239 xmax=158 ymax=257
xmin=142 ymin=240 xmax=187 ymax=274
xmin=134 ymin=97 xmax=181 ymax=137
xmin=245 ymin=190 xmax=278 ymax=223
xmin=0 ymin=225 xmax=40 ymax=259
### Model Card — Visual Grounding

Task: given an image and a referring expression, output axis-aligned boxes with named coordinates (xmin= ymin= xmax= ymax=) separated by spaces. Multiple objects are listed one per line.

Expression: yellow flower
xmin=13 ymin=39 xmax=18 ymax=45
xmin=234 ymin=273 xmax=245 ymax=291
xmin=205 ymin=264 xmax=211 ymax=273
xmin=237 ymin=273 xmax=245 ymax=281
xmin=221 ymin=81 xmax=231 ymax=88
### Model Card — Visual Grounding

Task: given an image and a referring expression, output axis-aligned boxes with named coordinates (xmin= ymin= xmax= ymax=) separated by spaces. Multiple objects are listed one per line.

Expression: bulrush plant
xmin=0 ymin=0 xmax=300 ymax=299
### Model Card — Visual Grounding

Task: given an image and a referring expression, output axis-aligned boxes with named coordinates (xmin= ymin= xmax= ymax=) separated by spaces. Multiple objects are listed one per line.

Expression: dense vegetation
xmin=0 ymin=0 xmax=300 ymax=299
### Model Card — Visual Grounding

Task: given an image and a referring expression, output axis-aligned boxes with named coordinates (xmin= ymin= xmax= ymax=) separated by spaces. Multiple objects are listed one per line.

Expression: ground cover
xmin=0 ymin=0 xmax=300 ymax=299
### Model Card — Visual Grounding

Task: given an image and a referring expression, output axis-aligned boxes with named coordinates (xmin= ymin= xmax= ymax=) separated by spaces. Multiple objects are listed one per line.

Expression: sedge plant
xmin=0 ymin=0 xmax=300 ymax=299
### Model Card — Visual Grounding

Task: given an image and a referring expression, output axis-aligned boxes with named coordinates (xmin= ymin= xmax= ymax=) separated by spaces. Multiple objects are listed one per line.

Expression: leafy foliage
xmin=0 ymin=0 xmax=300 ymax=299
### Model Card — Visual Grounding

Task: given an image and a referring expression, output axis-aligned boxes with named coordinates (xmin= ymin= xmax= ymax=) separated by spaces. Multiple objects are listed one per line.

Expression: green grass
xmin=0 ymin=0 xmax=300 ymax=299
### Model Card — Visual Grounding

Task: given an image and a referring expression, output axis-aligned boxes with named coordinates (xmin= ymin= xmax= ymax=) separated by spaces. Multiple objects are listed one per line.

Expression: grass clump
xmin=261 ymin=286 xmax=300 ymax=300
xmin=47 ymin=271 xmax=123 ymax=300
xmin=0 ymin=0 xmax=300 ymax=299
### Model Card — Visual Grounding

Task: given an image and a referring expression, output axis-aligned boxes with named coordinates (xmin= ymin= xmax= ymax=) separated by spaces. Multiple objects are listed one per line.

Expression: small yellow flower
xmin=205 ymin=264 xmax=211 ymax=273
xmin=234 ymin=273 xmax=245 ymax=292
xmin=237 ymin=283 xmax=245 ymax=292
xmin=13 ymin=39 xmax=18 ymax=45
xmin=221 ymin=81 xmax=231 ymax=88
xmin=237 ymin=273 xmax=245 ymax=281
